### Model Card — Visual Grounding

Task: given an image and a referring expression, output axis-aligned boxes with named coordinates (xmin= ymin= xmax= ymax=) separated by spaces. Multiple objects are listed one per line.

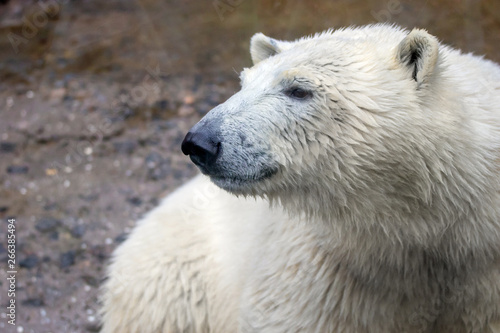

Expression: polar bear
xmin=101 ymin=25 xmax=500 ymax=333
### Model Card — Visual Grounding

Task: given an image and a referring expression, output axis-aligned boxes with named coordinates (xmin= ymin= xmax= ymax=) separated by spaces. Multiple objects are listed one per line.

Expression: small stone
xmin=154 ymin=99 xmax=169 ymax=110
xmin=78 ymin=193 xmax=99 ymax=202
xmin=81 ymin=275 xmax=99 ymax=287
xmin=22 ymin=298 xmax=44 ymax=307
xmin=147 ymin=165 xmax=168 ymax=180
xmin=49 ymin=231 xmax=59 ymax=240
xmin=183 ymin=95 xmax=195 ymax=105
xmin=7 ymin=165 xmax=28 ymax=174
xmin=126 ymin=197 xmax=142 ymax=206
xmin=6 ymin=96 xmax=14 ymax=108
xmin=45 ymin=168 xmax=58 ymax=176
xmin=0 ymin=142 xmax=16 ymax=153
xmin=89 ymin=245 xmax=107 ymax=262
xmin=35 ymin=218 xmax=61 ymax=232
xmin=86 ymin=323 xmax=101 ymax=332
xmin=43 ymin=202 xmax=58 ymax=211
xmin=87 ymin=125 xmax=97 ymax=133
xmin=20 ymin=254 xmax=39 ymax=269
xmin=60 ymin=251 xmax=76 ymax=268
xmin=145 ymin=152 xmax=163 ymax=168
xmin=115 ymin=233 xmax=128 ymax=243
xmin=71 ymin=225 xmax=86 ymax=238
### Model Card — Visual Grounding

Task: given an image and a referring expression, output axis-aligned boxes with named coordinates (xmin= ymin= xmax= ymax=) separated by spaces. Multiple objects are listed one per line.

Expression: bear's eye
xmin=287 ymin=88 xmax=312 ymax=100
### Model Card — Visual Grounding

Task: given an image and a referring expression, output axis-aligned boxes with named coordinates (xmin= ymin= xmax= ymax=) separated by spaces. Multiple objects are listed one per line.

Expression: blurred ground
xmin=0 ymin=0 xmax=499 ymax=332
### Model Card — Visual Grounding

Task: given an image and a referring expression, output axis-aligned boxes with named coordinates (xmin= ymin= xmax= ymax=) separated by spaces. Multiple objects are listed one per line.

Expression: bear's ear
xmin=250 ymin=33 xmax=283 ymax=65
xmin=396 ymin=28 xmax=439 ymax=86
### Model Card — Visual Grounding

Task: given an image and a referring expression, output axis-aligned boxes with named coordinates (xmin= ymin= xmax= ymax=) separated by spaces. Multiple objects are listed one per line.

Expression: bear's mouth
xmin=208 ymin=168 xmax=277 ymax=192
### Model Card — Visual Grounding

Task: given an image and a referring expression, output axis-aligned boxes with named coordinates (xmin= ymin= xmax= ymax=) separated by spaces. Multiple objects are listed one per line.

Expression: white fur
xmin=101 ymin=25 xmax=500 ymax=332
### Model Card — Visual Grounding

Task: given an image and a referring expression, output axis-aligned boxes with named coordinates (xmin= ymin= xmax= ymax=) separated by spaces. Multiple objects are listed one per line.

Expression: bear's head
xmin=182 ymin=25 xmax=499 ymax=234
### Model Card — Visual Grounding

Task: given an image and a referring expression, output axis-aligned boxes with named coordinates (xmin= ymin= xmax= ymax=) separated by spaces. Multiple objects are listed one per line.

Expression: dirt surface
xmin=0 ymin=1 xmax=499 ymax=332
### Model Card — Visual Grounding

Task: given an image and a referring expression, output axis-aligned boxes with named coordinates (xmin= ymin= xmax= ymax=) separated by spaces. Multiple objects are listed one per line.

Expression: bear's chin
xmin=207 ymin=168 xmax=277 ymax=194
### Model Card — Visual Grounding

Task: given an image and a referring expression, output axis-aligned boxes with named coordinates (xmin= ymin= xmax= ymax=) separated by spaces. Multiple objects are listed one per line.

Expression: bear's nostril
xmin=181 ymin=131 xmax=220 ymax=169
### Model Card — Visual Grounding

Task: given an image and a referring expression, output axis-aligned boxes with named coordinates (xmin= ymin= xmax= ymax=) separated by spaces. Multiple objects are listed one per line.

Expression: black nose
xmin=181 ymin=130 xmax=220 ymax=169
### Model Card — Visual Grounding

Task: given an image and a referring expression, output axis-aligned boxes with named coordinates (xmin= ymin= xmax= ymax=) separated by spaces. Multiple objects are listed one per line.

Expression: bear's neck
xmin=275 ymin=185 xmax=500 ymax=272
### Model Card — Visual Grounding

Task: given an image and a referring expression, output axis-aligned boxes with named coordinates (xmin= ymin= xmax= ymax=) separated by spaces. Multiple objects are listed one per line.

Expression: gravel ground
xmin=0 ymin=1 xmax=499 ymax=332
